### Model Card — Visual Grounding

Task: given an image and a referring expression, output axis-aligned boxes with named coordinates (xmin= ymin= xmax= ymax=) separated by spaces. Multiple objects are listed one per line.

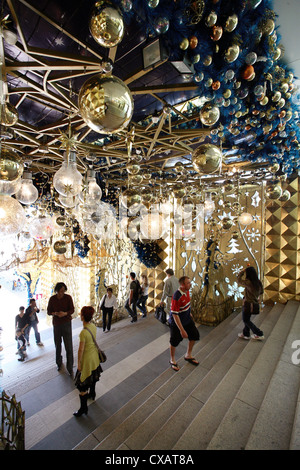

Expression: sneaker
xmin=37 ymin=342 xmax=44 ymax=346
xmin=18 ymin=358 xmax=25 ymax=362
xmin=238 ymin=333 xmax=250 ymax=340
xmin=251 ymin=334 xmax=264 ymax=341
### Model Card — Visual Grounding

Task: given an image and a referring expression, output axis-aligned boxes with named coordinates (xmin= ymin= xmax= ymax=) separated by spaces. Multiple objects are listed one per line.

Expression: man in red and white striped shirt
xmin=169 ymin=276 xmax=200 ymax=371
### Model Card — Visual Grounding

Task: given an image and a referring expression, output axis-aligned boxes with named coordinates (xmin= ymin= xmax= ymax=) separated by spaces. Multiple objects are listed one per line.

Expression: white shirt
xmin=100 ymin=294 xmax=117 ymax=310
xmin=142 ymin=284 xmax=149 ymax=296
xmin=161 ymin=275 xmax=179 ymax=303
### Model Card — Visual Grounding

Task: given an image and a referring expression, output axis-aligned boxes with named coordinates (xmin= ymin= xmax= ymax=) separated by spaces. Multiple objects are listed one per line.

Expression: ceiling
xmin=0 ymin=0 xmax=300 ymax=205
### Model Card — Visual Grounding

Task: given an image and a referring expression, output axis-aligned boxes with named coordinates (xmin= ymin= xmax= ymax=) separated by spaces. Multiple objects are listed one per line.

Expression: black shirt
xmin=15 ymin=313 xmax=30 ymax=330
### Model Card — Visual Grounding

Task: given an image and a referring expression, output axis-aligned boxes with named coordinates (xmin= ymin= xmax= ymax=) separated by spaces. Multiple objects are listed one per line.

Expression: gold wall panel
xmin=264 ymin=177 xmax=300 ymax=303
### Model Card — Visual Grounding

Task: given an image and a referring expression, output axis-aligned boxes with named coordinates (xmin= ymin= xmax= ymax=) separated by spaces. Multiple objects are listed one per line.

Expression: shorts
xmin=169 ymin=319 xmax=200 ymax=347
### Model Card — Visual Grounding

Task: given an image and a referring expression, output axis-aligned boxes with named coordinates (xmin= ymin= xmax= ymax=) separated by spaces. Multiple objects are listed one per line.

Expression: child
xmin=16 ymin=328 xmax=27 ymax=362
xmin=15 ymin=306 xmax=29 ymax=351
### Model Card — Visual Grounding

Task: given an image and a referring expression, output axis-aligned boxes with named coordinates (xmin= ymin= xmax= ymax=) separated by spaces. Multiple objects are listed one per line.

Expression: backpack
xmin=135 ymin=280 xmax=142 ymax=297
xmin=132 ymin=280 xmax=142 ymax=299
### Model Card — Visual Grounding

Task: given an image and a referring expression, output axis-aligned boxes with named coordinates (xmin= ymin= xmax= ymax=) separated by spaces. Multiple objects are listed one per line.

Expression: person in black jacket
xmin=25 ymin=298 xmax=43 ymax=346
xmin=124 ymin=272 xmax=140 ymax=323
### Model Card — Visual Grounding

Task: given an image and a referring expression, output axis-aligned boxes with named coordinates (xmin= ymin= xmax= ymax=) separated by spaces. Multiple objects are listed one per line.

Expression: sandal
xmin=169 ymin=361 xmax=180 ymax=371
xmin=184 ymin=357 xmax=199 ymax=366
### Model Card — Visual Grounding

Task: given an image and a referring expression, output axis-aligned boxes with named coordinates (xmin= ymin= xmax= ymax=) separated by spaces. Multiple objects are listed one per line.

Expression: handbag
xmin=244 ymin=301 xmax=260 ymax=315
xmin=100 ymin=294 xmax=106 ymax=311
xmin=84 ymin=327 xmax=107 ymax=363
xmin=155 ymin=305 xmax=167 ymax=324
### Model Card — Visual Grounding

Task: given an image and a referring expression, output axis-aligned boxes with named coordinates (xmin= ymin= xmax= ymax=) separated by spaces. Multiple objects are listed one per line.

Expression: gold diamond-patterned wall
xmin=264 ymin=177 xmax=300 ymax=303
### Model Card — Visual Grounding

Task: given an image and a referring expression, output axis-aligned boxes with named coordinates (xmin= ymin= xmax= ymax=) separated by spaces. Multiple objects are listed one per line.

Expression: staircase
xmin=74 ymin=300 xmax=300 ymax=451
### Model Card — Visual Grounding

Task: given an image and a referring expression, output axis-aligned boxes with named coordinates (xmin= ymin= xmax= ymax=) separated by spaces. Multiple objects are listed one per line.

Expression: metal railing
xmin=0 ymin=391 xmax=25 ymax=450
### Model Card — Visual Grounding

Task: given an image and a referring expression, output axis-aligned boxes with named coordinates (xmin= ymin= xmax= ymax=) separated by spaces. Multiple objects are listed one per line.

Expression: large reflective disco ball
xmin=89 ymin=2 xmax=124 ymax=48
xmin=192 ymin=144 xmax=222 ymax=174
xmin=0 ymin=147 xmax=23 ymax=181
xmin=199 ymin=103 xmax=220 ymax=126
xmin=78 ymin=74 xmax=134 ymax=134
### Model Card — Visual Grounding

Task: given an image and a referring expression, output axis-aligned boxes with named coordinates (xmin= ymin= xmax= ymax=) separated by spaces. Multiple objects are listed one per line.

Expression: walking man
xmin=169 ymin=276 xmax=200 ymax=371
xmin=47 ymin=282 xmax=75 ymax=376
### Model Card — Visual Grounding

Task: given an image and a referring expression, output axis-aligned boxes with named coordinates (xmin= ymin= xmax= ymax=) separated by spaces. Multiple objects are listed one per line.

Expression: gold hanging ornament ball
xmin=78 ymin=74 xmax=134 ymax=134
xmin=55 ymin=215 xmax=67 ymax=227
xmin=225 ymin=14 xmax=238 ymax=32
xmin=89 ymin=1 xmax=124 ymax=48
xmin=128 ymin=174 xmax=143 ymax=186
xmin=126 ymin=162 xmax=140 ymax=175
xmin=225 ymin=44 xmax=240 ymax=63
xmin=268 ymin=162 xmax=280 ymax=173
xmin=141 ymin=187 xmax=155 ymax=204
xmin=232 ymin=230 xmax=239 ymax=240
xmin=172 ymin=187 xmax=186 ymax=199
xmin=53 ymin=240 xmax=67 ymax=254
xmin=279 ymin=189 xmax=290 ymax=202
xmin=192 ymin=144 xmax=222 ymax=174
xmin=199 ymin=103 xmax=220 ymax=126
xmin=120 ymin=188 xmax=142 ymax=209
xmin=0 ymin=147 xmax=24 ymax=181
xmin=267 ymin=184 xmax=282 ymax=200
xmin=1 ymin=102 xmax=18 ymax=127
xmin=222 ymin=217 xmax=233 ymax=230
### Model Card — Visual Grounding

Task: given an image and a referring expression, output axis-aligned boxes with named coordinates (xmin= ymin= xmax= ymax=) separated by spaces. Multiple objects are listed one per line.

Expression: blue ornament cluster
xmin=116 ymin=0 xmax=299 ymax=175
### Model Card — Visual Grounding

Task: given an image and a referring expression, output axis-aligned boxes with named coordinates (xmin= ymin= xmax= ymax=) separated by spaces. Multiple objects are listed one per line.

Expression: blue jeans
xmin=25 ymin=321 xmax=41 ymax=344
xmin=137 ymin=295 xmax=148 ymax=316
xmin=125 ymin=298 xmax=138 ymax=320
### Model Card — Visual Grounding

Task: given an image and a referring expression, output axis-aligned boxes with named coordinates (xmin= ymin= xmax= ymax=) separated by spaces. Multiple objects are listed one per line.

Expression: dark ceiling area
xmin=0 ymin=0 xmax=300 ymax=197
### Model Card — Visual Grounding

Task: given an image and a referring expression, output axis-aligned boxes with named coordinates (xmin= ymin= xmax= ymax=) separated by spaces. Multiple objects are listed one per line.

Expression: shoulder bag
xmin=84 ymin=326 xmax=107 ymax=363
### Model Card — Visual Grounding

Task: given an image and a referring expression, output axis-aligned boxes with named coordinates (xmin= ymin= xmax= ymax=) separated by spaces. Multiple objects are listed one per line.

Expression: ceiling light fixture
xmin=171 ymin=56 xmax=195 ymax=75
xmin=53 ymin=151 xmax=83 ymax=198
xmin=15 ymin=172 xmax=39 ymax=205
xmin=142 ymin=38 xmax=168 ymax=70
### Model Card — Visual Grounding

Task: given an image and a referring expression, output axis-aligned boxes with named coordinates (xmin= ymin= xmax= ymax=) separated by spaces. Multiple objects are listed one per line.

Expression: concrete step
xmin=98 ymin=306 xmax=270 ymax=450
xmin=75 ymin=301 xmax=300 ymax=452
xmin=143 ymin=305 xmax=273 ymax=450
xmin=290 ymin=388 xmax=300 ymax=449
xmin=245 ymin=302 xmax=300 ymax=450
xmin=173 ymin=302 xmax=288 ymax=450
xmin=205 ymin=301 xmax=299 ymax=449
xmin=94 ymin=311 xmax=244 ymax=450
xmin=74 ymin=308 xmax=241 ymax=450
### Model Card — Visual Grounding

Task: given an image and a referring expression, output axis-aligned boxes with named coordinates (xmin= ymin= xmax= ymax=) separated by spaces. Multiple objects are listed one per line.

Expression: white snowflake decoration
xmin=227 ymin=281 xmax=244 ymax=301
xmin=246 ymin=227 xmax=260 ymax=242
